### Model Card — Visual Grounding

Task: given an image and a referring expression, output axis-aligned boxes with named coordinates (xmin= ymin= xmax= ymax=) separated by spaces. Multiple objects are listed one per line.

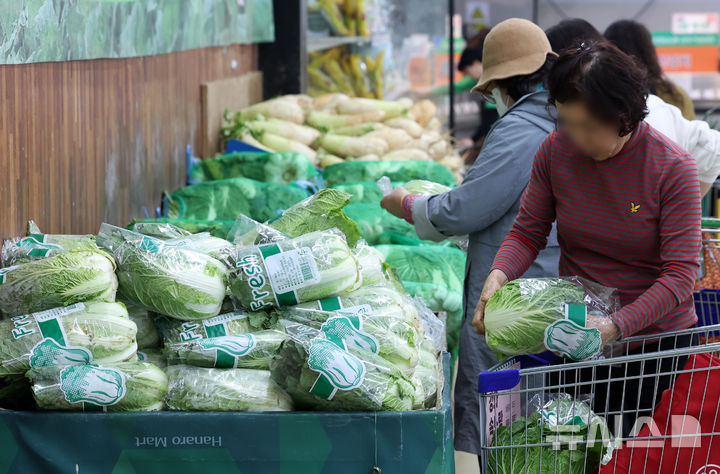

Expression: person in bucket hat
xmin=381 ymin=18 xmax=560 ymax=463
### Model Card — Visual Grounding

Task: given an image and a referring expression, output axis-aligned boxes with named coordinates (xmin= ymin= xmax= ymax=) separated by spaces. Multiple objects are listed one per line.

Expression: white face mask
xmin=492 ymin=87 xmax=510 ymax=117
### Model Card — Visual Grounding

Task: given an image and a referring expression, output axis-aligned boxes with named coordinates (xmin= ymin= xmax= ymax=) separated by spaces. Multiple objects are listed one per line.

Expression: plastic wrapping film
xmin=413 ymin=296 xmax=447 ymax=353
xmin=0 ymin=302 xmax=137 ymax=375
xmin=124 ymin=302 xmax=161 ymax=349
xmin=290 ymin=284 xmax=421 ymax=329
xmin=164 ymin=178 xmax=309 ymax=222
xmin=165 ymin=329 xmax=287 ymax=369
xmin=165 ymin=365 xmax=293 ymax=412
xmin=227 ymin=215 xmax=289 ymax=247
xmin=28 ymin=361 xmax=168 ymax=412
xmin=155 ymin=310 xmax=280 ymax=347
xmin=411 ymin=337 xmax=442 ymax=409
xmin=0 ymin=246 xmax=118 ymax=318
xmin=229 ymin=230 xmax=360 ymax=310
xmin=277 ymin=303 xmax=420 ymax=374
xmin=129 ymin=222 xmax=192 ymax=240
xmin=270 ymin=321 xmax=418 ymax=411
xmin=127 ymin=218 xmax=235 ymax=240
xmin=350 ymin=241 xmax=385 ymax=289
xmin=484 ymin=277 xmax=621 ymax=358
xmin=1 ymin=233 xmax=95 ymax=267
xmin=266 ymin=189 xmax=360 ymax=248
xmin=188 ymin=152 xmax=318 ymax=185
xmin=136 ymin=348 xmax=167 ymax=369
xmin=97 ymin=224 xmax=228 ymax=321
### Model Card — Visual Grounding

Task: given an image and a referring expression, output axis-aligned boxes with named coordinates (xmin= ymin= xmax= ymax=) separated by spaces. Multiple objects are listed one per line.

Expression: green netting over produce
xmin=127 ymin=218 xmax=235 ymax=240
xmin=164 ymin=178 xmax=309 ymax=222
xmin=188 ymin=152 xmax=318 ymax=185
xmin=343 ymin=203 xmax=451 ymax=246
xmin=331 ymin=182 xmax=389 ymax=204
xmin=375 ymin=245 xmax=466 ymax=353
xmin=322 ymin=161 xmax=457 ymax=188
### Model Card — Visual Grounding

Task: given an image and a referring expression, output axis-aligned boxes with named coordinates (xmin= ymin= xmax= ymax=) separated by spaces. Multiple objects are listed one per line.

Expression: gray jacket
xmin=411 ymin=91 xmax=561 ymax=454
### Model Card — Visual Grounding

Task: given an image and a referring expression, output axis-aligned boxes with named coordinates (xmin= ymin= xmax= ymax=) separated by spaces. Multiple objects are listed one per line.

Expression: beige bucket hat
xmin=472 ymin=18 xmax=557 ymax=94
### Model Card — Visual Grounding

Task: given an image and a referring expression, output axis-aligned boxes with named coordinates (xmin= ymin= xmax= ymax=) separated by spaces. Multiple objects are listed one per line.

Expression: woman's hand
xmin=585 ymin=314 xmax=621 ymax=346
xmin=473 ymin=269 xmax=509 ymax=334
xmin=380 ymin=187 xmax=410 ymax=219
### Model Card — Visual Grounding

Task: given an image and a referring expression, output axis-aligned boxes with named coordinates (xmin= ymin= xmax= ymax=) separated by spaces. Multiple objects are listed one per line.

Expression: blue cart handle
xmin=478 ymin=369 xmax=520 ymax=394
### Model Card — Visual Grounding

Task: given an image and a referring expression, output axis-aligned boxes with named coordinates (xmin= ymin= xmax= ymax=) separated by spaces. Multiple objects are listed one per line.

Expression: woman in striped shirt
xmin=475 ymin=41 xmax=702 ymax=434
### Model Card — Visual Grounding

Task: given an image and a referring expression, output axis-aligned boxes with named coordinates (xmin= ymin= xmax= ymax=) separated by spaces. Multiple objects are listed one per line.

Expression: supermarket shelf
xmin=306 ymin=35 xmax=371 ymax=53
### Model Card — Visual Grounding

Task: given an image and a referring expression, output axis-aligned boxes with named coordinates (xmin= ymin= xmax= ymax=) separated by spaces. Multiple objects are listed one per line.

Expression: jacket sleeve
xmin=646 ymin=96 xmax=720 ymax=184
xmin=412 ymin=120 xmax=542 ymax=241
xmin=491 ymin=137 xmax=556 ymax=280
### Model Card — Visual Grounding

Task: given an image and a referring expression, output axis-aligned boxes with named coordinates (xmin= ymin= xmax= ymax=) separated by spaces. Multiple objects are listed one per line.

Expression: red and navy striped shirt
xmin=492 ymin=121 xmax=701 ymax=338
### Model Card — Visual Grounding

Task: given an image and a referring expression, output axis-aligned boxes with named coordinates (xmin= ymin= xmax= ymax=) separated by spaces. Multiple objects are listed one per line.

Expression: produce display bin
xmin=0 ymin=353 xmax=453 ymax=474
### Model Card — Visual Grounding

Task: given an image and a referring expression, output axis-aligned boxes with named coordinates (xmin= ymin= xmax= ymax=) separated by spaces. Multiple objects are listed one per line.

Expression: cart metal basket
xmin=478 ymin=325 xmax=720 ymax=473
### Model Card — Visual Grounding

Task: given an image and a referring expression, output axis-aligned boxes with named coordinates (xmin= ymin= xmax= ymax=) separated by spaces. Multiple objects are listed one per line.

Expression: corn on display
xmin=308 ymin=46 xmax=383 ymax=99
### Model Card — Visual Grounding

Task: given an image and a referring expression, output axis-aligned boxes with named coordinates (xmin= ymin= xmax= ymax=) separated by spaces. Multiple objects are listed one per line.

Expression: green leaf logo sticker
xmin=321 ymin=316 xmax=379 ymax=354
xmin=199 ymin=335 xmax=256 ymax=368
xmin=544 ymin=320 xmax=602 ymax=361
xmin=29 ymin=338 xmax=92 ymax=367
xmin=308 ymin=338 xmax=365 ymax=400
xmin=60 ymin=365 xmax=126 ymax=406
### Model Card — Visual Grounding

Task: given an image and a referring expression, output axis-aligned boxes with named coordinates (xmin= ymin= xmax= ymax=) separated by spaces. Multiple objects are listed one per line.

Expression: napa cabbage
xmin=0 ymin=247 xmax=118 ymax=317
xmin=97 ymin=224 xmax=228 ymax=321
xmin=166 ymin=365 xmax=293 ymax=412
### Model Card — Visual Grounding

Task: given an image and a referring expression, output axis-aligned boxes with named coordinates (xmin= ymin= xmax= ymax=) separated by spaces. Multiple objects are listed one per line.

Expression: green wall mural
xmin=0 ymin=0 xmax=275 ymax=64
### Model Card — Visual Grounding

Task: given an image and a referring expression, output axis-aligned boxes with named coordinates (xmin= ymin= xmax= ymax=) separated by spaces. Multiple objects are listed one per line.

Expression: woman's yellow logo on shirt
xmin=630 ymin=203 xmax=640 ymax=213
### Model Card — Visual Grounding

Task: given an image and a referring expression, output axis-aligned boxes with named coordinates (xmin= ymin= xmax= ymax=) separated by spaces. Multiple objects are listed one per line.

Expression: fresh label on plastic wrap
xmin=264 ymin=248 xmax=319 ymax=294
xmin=485 ymin=360 xmax=521 ymax=445
xmin=0 ymin=265 xmax=19 ymax=284
xmin=337 ymin=305 xmax=372 ymax=316
xmin=260 ymin=245 xmax=320 ymax=306
xmin=16 ymin=235 xmax=63 ymax=258
xmin=203 ymin=311 xmax=249 ymax=338
xmin=544 ymin=319 xmax=601 ymax=361
xmin=564 ymin=303 xmax=587 ymax=326
xmin=16 ymin=303 xmax=93 ymax=368
xmin=321 ymin=315 xmax=379 ymax=354
xmin=60 ymin=365 xmax=126 ymax=409
xmin=198 ymin=334 xmax=256 ymax=368
xmin=236 ymin=254 xmax=273 ymax=311
xmin=139 ymin=236 xmax=164 ymax=254
xmin=308 ymin=338 xmax=366 ymax=400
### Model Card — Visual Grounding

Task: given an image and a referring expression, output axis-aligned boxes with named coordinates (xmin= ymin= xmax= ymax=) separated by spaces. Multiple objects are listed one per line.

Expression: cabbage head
xmin=484 ymin=279 xmax=585 ymax=358
xmin=0 ymin=247 xmax=118 ymax=317
xmin=28 ymin=361 xmax=168 ymax=411
xmin=97 ymin=224 xmax=228 ymax=321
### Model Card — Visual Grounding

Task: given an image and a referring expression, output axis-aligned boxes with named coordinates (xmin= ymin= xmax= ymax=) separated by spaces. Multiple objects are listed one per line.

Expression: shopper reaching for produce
xmin=474 ymin=41 xmax=701 ymax=434
xmin=380 ymin=18 xmax=561 ymax=458
xmin=546 ymin=18 xmax=720 ymax=196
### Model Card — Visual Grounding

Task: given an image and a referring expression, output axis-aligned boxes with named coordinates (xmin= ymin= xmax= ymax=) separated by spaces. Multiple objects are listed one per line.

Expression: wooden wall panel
xmin=0 ymin=44 xmax=257 ymax=241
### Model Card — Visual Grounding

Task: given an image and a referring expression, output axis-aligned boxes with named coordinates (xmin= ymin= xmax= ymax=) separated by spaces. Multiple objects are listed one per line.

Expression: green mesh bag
xmin=127 ymin=218 xmax=235 ymax=240
xmin=188 ymin=152 xmax=318 ymax=185
xmin=343 ymin=203 xmax=452 ymax=246
xmin=165 ymin=178 xmax=309 ymax=222
xmin=322 ymin=161 xmax=457 ymax=188
xmin=331 ymin=182 xmax=385 ymax=204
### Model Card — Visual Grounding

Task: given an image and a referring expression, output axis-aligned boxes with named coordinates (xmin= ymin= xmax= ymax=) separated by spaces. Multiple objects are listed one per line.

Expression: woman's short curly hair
xmin=547 ymin=40 xmax=648 ymax=136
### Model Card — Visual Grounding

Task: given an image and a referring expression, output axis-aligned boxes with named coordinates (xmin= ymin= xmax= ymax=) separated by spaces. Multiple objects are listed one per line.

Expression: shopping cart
xmin=477 ymin=325 xmax=720 ymax=473
xmin=695 ymin=218 xmax=720 ymax=337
